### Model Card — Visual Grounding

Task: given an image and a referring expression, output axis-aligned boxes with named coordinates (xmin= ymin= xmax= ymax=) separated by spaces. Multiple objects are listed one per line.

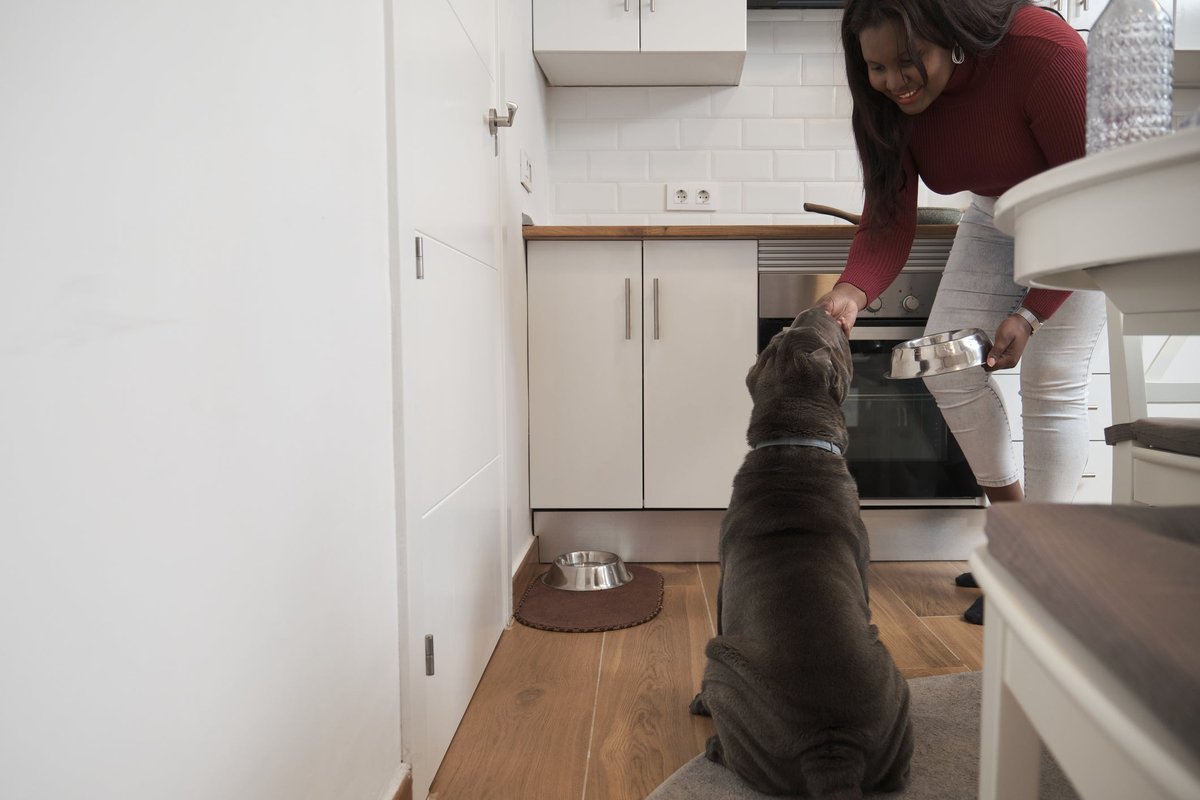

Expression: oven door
xmin=757 ymin=317 xmax=983 ymax=507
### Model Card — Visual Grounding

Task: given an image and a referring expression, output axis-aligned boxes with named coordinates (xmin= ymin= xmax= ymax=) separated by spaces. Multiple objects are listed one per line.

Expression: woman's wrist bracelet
xmin=1012 ymin=306 xmax=1043 ymax=334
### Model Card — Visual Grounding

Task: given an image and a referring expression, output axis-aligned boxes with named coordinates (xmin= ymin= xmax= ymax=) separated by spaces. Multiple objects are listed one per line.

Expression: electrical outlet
xmin=665 ymin=182 xmax=718 ymax=212
xmin=519 ymin=150 xmax=533 ymax=193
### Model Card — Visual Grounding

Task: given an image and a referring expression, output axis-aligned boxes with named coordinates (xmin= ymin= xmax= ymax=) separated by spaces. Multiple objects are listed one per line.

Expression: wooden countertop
xmin=522 ymin=224 xmax=958 ymax=240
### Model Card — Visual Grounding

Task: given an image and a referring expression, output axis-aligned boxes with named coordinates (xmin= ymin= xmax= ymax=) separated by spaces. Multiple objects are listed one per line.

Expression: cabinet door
xmin=643 ymin=240 xmax=757 ymax=508
xmin=528 ymin=241 xmax=643 ymax=508
xmin=640 ymin=0 xmax=746 ymax=53
xmin=533 ymin=0 xmax=639 ymax=53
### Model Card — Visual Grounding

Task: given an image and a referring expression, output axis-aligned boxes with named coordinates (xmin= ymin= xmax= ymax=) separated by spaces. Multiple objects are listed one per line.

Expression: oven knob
xmin=901 ymin=295 xmax=921 ymax=312
xmin=865 ymin=298 xmax=883 ymax=313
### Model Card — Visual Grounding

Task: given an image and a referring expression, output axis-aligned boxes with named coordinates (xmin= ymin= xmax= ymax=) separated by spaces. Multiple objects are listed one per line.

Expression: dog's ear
xmin=806 ymin=346 xmax=848 ymax=404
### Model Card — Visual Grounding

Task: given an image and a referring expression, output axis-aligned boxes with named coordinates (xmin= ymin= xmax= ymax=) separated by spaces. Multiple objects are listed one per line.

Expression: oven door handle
xmin=849 ymin=326 xmax=925 ymax=341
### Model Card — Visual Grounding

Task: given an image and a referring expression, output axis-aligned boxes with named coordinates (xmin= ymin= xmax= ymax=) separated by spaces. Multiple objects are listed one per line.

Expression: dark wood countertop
xmin=522 ymin=224 xmax=958 ymax=240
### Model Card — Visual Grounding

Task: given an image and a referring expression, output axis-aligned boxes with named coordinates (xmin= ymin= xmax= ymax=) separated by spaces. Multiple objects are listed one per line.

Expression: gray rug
xmin=647 ymin=671 xmax=1080 ymax=800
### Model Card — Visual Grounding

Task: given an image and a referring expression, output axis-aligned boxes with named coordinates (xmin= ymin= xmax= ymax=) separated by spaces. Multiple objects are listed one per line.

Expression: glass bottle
xmin=1085 ymin=0 xmax=1174 ymax=154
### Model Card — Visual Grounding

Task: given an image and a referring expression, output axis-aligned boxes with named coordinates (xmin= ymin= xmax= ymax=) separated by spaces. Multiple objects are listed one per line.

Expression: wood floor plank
xmin=652 ymin=562 xmax=704 ymax=587
xmin=697 ymin=562 xmax=720 ymax=636
xmin=869 ymin=582 xmax=967 ymax=677
xmin=921 ymin=616 xmax=985 ymax=672
xmin=869 ymin=561 xmax=978 ymax=618
xmin=585 ymin=583 xmax=714 ymax=800
xmin=428 ymin=624 xmax=602 ymax=800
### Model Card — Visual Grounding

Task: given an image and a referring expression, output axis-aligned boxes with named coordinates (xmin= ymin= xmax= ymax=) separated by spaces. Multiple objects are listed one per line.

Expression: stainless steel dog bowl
xmin=542 ymin=551 xmax=634 ymax=592
xmin=886 ymin=328 xmax=992 ymax=380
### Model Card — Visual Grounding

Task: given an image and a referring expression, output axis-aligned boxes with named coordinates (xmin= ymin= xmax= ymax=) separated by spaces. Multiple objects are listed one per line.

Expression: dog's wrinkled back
xmin=692 ymin=309 xmax=913 ymax=798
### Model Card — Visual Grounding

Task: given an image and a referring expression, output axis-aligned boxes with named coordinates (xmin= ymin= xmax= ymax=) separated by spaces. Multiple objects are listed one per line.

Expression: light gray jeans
xmin=922 ymin=195 xmax=1107 ymax=502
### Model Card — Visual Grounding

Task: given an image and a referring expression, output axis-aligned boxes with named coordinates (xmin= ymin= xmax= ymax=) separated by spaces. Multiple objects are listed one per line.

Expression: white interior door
xmin=527 ymin=241 xmax=644 ymax=508
xmin=393 ymin=0 xmax=505 ymax=797
xmin=643 ymin=240 xmax=757 ymax=508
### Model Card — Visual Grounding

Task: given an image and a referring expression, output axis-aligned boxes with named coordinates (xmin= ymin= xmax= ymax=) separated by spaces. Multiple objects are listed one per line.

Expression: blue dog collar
xmin=754 ymin=436 xmax=843 ymax=456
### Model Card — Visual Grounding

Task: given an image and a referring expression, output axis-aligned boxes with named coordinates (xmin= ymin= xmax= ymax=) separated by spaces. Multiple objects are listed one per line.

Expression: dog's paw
xmin=704 ymin=734 xmax=725 ymax=765
xmin=689 ymin=692 xmax=711 ymax=717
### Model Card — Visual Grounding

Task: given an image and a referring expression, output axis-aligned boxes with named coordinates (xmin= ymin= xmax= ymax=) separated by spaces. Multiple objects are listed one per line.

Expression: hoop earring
xmin=952 ymin=43 xmax=965 ymax=64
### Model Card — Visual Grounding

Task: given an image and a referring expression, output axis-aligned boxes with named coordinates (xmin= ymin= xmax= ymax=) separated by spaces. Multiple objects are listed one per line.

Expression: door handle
xmin=625 ymin=278 xmax=632 ymax=340
xmin=488 ymin=101 xmax=518 ymax=135
xmin=653 ymin=278 xmax=660 ymax=340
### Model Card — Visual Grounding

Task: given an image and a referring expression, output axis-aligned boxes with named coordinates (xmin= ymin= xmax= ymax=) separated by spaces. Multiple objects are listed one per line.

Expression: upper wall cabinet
xmin=533 ymin=0 xmax=746 ymax=86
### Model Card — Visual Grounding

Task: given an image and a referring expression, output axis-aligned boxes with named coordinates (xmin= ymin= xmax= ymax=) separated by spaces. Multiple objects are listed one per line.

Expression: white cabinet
xmin=532 ymin=0 xmax=746 ymax=86
xmin=527 ymin=239 xmax=757 ymax=509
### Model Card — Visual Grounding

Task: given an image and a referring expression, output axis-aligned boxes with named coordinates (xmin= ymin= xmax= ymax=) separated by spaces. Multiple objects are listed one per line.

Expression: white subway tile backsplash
xmin=835 ymin=86 xmax=854 ymax=116
xmin=774 ymin=22 xmax=840 ymax=53
xmin=550 ymin=150 xmax=589 ymax=181
xmin=740 ymin=53 xmax=804 ymax=86
xmin=743 ymin=182 xmax=806 ymax=214
xmin=712 ymin=151 xmax=772 ymax=181
xmin=711 ymin=86 xmax=774 ymax=118
xmin=801 ymin=54 xmax=843 ymax=86
xmin=546 ymin=16 xmax=867 ymax=224
xmin=619 ymin=183 xmax=668 ymax=213
xmin=547 ymin=88 xmax=588 ymax=120
xmin=774 ymin=86 xmax=837 ymax=118
xmin=556 ymin=183 xmax=619 ymax=214
xmin=804 ymin=182 xmax=864 ymax=212
xmin=557 ymin=120 xmax=619 ymax=150
xmin=747 ymin=21 xmax=774 ymax=53
xmin=743 ymin=118 xmax=805 ymax=149
xmin=681 ymin=119 xmax=742 ymax=149
xmin=835 ymin=150 xmax=862 ymax=181
xmin=805 ymin=118 xmax=855 ymax=148
xmin=587 ymin=88 xmax=651 ymax=119
xmin=619 ymin=119 xmax=680 ymax=149
xmin=776 ymin=151 xmax=836 ymax=181
xmin=590 ymin=151 xmax=650 ymax=181
xmin=649 ymin=151 xmax=710 ymax=180
xmin=647 ymin=87 xmax=712 ymax=119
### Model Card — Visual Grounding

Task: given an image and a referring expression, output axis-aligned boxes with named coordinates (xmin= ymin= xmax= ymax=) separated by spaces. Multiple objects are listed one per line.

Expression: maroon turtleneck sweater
xmin=841 ymin=5 xmax=1085 ymax=320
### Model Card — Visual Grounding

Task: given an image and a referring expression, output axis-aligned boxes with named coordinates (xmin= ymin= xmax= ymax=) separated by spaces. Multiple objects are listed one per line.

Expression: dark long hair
xmin=842 ymin=0 xmax=1031 ymax=227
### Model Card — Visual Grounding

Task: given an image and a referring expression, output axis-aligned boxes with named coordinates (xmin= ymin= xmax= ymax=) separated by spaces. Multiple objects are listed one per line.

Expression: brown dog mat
xmin=515 ymin=565 xmax=664 ymax=632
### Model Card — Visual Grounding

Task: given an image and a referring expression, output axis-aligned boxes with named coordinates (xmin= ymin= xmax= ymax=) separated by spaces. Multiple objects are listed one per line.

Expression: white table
xmin=995 ymin=127 xmax=1200 ymax=335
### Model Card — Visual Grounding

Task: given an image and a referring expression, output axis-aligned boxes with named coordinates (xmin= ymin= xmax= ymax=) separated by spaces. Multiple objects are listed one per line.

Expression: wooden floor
xmin=427 ymin=561 xmax=983 ymax=800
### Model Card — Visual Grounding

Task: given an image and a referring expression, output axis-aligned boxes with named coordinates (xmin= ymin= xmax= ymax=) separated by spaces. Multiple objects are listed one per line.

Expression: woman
xmin=815 ymin=0 xmax=1106 ymax=624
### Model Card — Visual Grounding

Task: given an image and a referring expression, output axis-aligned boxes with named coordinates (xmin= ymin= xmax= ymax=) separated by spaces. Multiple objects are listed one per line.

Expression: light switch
xmin=520 ymin=149 xmax=533 ymax=193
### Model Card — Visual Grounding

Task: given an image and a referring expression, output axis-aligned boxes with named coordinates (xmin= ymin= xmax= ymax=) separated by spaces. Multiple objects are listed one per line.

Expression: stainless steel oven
xmin=758 ymin=240 xmax=985 ymax=510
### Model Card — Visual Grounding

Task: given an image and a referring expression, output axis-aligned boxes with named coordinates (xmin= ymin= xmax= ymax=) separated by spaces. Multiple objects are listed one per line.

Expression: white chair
xmin=971 ymin=503 xmax=1200 ymax=800
xmin=1104 ymin=298 xmax=1200 ymax=505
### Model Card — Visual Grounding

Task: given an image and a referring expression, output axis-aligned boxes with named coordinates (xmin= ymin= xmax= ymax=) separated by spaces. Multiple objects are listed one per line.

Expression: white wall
xmin=544 ymin=10 xmax=969 ymax=225
xmin=500 ymin=0 xmax=552 ymax=572
xmin=0 ymin=4 xmax=403 ymax=799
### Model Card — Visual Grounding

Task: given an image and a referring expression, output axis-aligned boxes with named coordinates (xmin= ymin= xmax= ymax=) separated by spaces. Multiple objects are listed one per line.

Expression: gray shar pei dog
xmin=690 ymin=308 xmax=912 ymax=799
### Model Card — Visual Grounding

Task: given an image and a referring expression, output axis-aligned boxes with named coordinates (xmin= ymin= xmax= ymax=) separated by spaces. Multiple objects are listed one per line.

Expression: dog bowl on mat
xmin=543 ymin=550 xmax=634 ymax=592
xmin=887 ymin=328 xmax=992 ymax=380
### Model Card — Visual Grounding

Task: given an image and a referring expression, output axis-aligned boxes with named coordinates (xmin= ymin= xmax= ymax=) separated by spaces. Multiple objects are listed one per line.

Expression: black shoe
xmin=964 ymin=595 xmax=985 ymax=625
xmin=955 ymin=572 xmax=979 ymax=588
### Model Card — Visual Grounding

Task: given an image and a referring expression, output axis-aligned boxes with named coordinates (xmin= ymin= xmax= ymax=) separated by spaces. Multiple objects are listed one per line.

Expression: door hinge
xmin=415 ymin=236 xmax=425 ymax=280
xmin=424 ymin=634 xmax=435 ymax=676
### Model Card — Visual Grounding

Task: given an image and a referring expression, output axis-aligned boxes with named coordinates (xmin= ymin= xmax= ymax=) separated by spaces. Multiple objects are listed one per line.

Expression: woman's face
xmin=858 ymin=20 xmax=954 ymax=116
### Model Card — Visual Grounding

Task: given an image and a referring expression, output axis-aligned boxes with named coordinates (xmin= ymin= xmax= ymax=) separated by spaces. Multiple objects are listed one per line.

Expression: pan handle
xmin=803 ymin=202 xmax=862 ymax=225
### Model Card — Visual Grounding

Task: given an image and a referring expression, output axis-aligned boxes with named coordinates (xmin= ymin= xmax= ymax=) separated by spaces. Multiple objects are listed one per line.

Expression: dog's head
xmin=744 ymin=308 xmax=852 ymax=445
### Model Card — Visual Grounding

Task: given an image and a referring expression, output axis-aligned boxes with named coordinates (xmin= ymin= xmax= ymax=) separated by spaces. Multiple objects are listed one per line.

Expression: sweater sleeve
xmin=1019 ymin=42 xmax=1088 ymax=320
xmin=839 ymin=151 xmax=919 ymax=304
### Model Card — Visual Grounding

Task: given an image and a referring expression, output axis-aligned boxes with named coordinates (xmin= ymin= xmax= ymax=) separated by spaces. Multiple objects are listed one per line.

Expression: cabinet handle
xmin=653 ymin=278 xmax=660 ymax=340
xmin=625 ymin=278 xmax=632 ymax=340
xmin=1081 ymin=0 xmax=1088 ymax=10
xmin=650 ymin=0 xmax=655 ymax=11
xmin=1088 ymin=404 xmax=1099 ymax=411
xmin=624 ymin=0 xmax=630 ymax=10
xmin=1082 ymin=473 xmax=1097 ymax=479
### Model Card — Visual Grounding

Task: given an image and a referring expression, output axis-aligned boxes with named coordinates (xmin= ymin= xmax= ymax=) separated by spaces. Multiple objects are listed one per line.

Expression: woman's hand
xmin=985 ymin=313 xmax=1037 ymax=371
xmin=814 ymin=283 xmax=867 ymax=336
